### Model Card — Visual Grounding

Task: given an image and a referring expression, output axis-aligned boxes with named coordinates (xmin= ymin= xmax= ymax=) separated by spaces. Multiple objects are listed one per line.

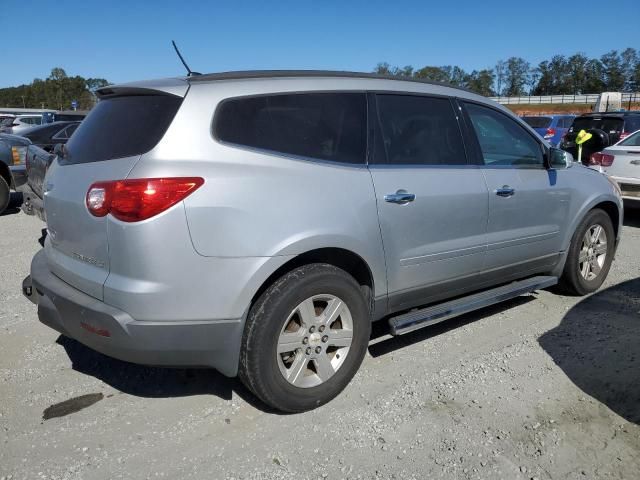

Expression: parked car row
xmin=0 ymin=120 xmax=81 ymax=215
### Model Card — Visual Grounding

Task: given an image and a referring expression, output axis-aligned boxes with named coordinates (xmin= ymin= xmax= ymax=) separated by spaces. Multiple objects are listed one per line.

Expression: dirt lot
xmin=1 ymin=196 xmax=639 ymax=480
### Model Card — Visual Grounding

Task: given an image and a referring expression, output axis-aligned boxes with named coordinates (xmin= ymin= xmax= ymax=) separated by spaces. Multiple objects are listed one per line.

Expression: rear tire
xmin=0 ymin=175 xmax=10 ymax=215
xmin=238 ymin=263 xmax=370 ymax=412
xmin=556 ymin=209 xmax=615 ymax=296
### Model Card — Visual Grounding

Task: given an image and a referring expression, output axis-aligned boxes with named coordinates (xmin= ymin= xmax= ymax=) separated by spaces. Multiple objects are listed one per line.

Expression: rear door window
xmin=374 ymin=94 xmax=467 ymax=165
xmin=62 ymin=94 xmax=182 ymax=165
xmin=214 ymin=93 xmax=366 ymax=164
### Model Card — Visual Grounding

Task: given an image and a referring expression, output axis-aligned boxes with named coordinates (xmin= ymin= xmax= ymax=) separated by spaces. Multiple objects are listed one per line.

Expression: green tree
xmin=504 ymin=57 xmax=530 ymax=96
xmin=414 ymin=66 xmax=449 ymax=83
xmin=465 ymin=69 xmax=494 ymax=96
xmin=621 ymin=48 xmax=639 ymax=91
xmin=567 ymin=53 xmax=589 ymax=94
xmin=601 ymin=50 xmax=625 ymax=91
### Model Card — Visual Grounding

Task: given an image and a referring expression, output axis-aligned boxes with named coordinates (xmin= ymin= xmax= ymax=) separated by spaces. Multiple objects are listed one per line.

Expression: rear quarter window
xmin=62 ymin=94 xmax=182 ymax=165
xmin=214 ymin=92 xmax=366 ymax=164
xmin=522 ymin=116 xmax=551 ymax=129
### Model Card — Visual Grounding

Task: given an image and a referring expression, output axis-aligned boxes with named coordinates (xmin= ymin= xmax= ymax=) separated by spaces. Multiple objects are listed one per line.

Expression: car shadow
xmin=623 ymin=203 xmax=640 ymax=227
xmin=0 ymin=192 xmax=23 ymax=216
xmin=368 ymin=295 xmax=535 ymax=357
xmin=55 ymin=336 xmax=277 ymax=413
xmin=54 ymin=295 xmax=539 ymax=413
xmin=539 ymin=278 xmax=640 ymax=425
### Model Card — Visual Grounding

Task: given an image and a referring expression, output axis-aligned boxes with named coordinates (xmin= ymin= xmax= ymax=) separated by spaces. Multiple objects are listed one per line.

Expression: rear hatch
xmin=561 ymin=115 xmax=624 ymax=163
xmin=43 ymin=85 xmax=185 ymax=300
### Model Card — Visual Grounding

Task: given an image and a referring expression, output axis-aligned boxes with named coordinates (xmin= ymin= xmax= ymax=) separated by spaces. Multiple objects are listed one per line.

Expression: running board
xmin=389 ymin=275 xmax=558 ymax=336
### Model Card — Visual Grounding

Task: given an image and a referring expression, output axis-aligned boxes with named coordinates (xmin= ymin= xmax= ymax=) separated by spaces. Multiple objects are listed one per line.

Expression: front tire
xmin=238 ymin=263 xmax=371 ymax=412
xmin=557 ymin=208 xmax=615 ymax=296
xmin=0 ymin=176 xmax=10 ymax=215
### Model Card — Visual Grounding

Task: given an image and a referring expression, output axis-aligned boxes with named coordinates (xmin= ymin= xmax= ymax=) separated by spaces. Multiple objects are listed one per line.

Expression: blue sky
xmin=2 ymin=0 xmax=638 ymax=88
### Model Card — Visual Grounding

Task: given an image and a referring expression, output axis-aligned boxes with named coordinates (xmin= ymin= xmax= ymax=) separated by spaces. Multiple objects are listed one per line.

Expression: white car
xmin=590 ymin=129 xmax=640 ymax=205
xmin=0 ymin=115 xmax=43 ymax=135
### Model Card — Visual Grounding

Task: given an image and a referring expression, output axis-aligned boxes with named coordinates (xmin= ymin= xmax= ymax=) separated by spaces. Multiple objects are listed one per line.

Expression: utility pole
xmin=20 ymin=95 xmax=25 ymax=108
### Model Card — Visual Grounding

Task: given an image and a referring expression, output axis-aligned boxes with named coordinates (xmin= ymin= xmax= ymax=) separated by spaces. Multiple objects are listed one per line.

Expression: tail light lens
xmin=86 ymin=177 xmax=204 ymax=222
xmin=589 ymin=152 xmax=615 ymax=167
xmin=11 ymin=146 xmax=20 ymax=165
xmin=619 ymin=131 xmax=630 ymax=141
xmin=544 ymin=128 xmax=556 ymax=139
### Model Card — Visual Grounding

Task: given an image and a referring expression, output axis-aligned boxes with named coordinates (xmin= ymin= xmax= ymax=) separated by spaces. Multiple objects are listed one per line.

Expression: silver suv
xmin=24 ymin=71 xmax=623 ymax=412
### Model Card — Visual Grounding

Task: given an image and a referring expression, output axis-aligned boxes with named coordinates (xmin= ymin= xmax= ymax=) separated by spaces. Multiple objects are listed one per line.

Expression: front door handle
xmin=495 ymin=185 xmax=515 ymax=197
xmin=384 ymin=190 xmax=416 ymax=205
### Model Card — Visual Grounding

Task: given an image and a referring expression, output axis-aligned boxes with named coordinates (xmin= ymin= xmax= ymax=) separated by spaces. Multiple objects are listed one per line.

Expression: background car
xmin=41 ymin=110 xmax=87 ymax=124
xmin=561 ymin=111 xmax=640 ymax=164
xmin=589 ymin=129 xmax=640 ymax=205
xmin=521 ymin=115 xmax=575 ymax=146
xmin=0 ymin=114 xmax=43 ymax=135
xmin=0 ymin=133 xmax=31 ymax=214
xmin=17 ymin=121 xmax=81 ymax=152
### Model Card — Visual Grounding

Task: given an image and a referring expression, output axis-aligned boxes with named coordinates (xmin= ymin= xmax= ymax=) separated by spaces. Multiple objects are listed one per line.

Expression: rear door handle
xmin=495 ymin=186 xmax=515 ymax=197
xmin=384 ymin=190 xmax=416 ymax=205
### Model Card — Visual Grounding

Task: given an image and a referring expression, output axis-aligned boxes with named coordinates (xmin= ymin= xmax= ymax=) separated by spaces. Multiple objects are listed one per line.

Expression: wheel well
xmin=0 ymin=162 xmax=11 ymax=188
xmin=251 ymin=248 xmax=375 ymax=311
xmin=594 ymin=201 xmax=620 ymax=238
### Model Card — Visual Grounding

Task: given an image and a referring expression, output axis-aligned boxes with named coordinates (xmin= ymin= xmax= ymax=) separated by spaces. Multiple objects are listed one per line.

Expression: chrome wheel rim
xmin=578 ymin=224 xmax=608 ymax=281
xmin=276 ymin=294 xmax=353 ymax=388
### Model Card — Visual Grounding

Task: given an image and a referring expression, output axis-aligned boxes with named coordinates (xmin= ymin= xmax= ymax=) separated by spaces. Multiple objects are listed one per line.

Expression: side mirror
xmin=548 ymin=148 xmax=574 ymax=169
xmin=52 ymin=143 xmax=65 ymax=158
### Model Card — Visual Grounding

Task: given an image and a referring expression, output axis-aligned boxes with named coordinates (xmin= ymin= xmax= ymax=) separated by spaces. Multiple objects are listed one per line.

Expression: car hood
xmin=0 ymin=133 xmax=32 ymax=147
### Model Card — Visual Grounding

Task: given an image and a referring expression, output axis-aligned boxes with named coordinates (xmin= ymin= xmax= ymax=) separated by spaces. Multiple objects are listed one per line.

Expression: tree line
xmin=374 ymin=48 xmax=640 ymax=97
xmin=0 ymin=68 xmax=109 ymax=110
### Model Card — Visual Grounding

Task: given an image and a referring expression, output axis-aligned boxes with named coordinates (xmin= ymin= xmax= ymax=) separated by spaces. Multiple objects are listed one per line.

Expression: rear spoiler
xmin=96 ymin=77 xmax=189 ymax=99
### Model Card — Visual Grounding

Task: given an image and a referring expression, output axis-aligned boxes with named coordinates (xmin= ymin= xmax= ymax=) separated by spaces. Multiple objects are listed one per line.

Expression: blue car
xmin=521 ymin=115 xmax=575 ymax=146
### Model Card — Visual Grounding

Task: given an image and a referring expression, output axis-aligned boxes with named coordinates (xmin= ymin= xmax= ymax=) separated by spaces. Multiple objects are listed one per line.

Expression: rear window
xmin=62 ymin=94 xmax=182 ymax=165
xmin=619 ymin=130 xmax=640 ymax=146
xmin=521 ymin=116 xmax=551 ymax=129
xmin=214 ymin=93 xmax=366 ymax=164
xmin=569 ymin=116 xmax=624 ymax=134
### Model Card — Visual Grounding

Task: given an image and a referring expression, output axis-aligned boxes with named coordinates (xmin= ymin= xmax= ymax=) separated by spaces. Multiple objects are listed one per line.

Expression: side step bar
xmin=389 ymin=275 xmax=558 ymax=336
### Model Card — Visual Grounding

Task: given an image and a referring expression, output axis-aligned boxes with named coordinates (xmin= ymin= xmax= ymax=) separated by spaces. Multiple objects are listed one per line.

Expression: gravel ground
xmin=1 ymin=196 xmax=639 ymax=480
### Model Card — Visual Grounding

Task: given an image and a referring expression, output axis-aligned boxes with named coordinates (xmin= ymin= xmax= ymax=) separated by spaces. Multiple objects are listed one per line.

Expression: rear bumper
xmin=26 ymin=250 xmax=244 ymax=377
xmin=16 ymin=182 xmax=45 ymax=220
xmin=611 ymin=176 xmax=640 ymax=202
xmin=9 ymin=164 xmax=27 ymax=188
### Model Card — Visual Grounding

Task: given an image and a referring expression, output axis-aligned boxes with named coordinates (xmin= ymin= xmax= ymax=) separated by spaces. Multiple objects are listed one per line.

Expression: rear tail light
xmin=589 ymin=152 xmax=615 ymax=167
xmin=11 ymin=146 xmax=20 ymax=165
xmin=544 ymin=128 xmax=556 ymax=139
xmin=619 ymin=131 xmax=630 ymax=141
xmin=86 ymin=177 xmax=204 ymax=222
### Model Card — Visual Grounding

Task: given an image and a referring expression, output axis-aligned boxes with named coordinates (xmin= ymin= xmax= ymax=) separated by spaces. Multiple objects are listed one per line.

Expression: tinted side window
xmin=215 ymin=93 xmax=366 ymax=164
xmin=624 ymin=116 xmax=640 ymax=133
xmin=375 ymin=95 xmax=466 ymax=165
xmin=465 ymin=103 xmax=543 ymax=167
xmin=63 ymin=94 xmax=182 ymax=165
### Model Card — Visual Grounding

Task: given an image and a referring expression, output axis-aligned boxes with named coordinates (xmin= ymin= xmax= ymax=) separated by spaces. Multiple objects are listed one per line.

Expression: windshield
xmin=619 ymin=130 xmax=640 ymax=147
xmin=522 ymin=116 xmax=552 ymax=129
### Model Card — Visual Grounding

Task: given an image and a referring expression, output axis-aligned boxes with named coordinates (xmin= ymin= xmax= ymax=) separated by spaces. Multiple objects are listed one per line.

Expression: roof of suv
xmin=188 ymin=69 xmax=474 ymax=92
xmin=98 ymin=70 xmax=480 ymax=99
